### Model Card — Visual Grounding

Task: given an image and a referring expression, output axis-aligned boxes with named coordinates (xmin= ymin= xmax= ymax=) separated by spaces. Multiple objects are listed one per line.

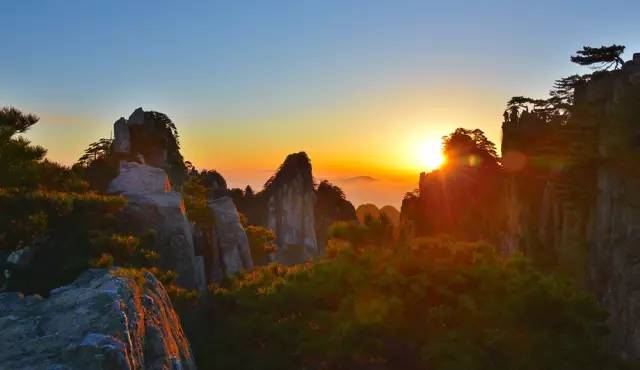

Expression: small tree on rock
xmin=570 ymin=45 xmax=625 ymax=70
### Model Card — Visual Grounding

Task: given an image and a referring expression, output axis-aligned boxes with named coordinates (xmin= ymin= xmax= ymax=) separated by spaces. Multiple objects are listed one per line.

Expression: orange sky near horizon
xmin=23 ymin=85 xmax=506 ymax=209
xmin=6 ymin=1 xmax=640 ymax=210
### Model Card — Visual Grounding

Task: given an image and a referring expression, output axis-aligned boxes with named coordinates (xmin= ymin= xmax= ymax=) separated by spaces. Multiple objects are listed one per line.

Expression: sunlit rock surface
xmin=108 ymin=161 xmax=203 ymax=290
xmin=0 ymin=269 xmax=196 ymax=370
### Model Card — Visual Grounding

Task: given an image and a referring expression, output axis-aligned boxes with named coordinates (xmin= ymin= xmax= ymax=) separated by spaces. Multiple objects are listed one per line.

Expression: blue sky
xmin=2 ymin=0 xmax=639 ymax=206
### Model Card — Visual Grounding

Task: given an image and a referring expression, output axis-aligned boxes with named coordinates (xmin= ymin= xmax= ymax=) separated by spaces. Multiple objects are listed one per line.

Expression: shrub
xmin=245 ymin=225 xmax=277 ymax=266
xmin=0 ymin=189 xmax=162 ymax=294
xmin=187 ymin=238 xmax=628 ymax=370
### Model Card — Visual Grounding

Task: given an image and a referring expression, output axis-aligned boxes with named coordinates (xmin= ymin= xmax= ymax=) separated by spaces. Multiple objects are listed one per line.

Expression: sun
xmin=417 ymin=140 xmax=446 ymax=171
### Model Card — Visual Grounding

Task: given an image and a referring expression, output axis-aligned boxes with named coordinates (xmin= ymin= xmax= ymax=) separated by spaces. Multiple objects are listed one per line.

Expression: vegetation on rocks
xmin=187 ymin=234 xmax=630 ymax=370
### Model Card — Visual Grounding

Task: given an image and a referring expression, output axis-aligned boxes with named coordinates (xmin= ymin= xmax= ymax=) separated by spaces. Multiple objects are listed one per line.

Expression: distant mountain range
xmin=337 ymin=175 xmax=378 ymax=183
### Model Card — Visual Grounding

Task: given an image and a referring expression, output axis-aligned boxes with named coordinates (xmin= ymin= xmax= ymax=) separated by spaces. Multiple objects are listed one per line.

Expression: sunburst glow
xmin=418 ymin=140 xmax=446 ymax=171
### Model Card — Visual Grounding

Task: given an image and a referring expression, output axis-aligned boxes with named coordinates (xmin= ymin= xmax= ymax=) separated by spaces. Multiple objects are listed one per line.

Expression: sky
xmin=2 ymin=0 xmax=639 ymax=208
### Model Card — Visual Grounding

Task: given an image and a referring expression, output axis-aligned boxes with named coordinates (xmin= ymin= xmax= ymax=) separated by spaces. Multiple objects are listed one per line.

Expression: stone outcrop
xmin=113 ymin=108 xmax=167 ymax=166
xmin=208 ymin=196 xmax=253 ymax=280
xmin=108 ymin=161 xmax=203 ymax=290
xmin=503 ymin=54 xmax=640 ymax=357
xmin=110 ymin=110 xmax=253 ymax=284
xmin=0 ymin=269 xmax=196 ymax=370
xmin=266 ymin=152 xmax=318 ymax=264
xmin=112 ymin=107 xmax=186 ymax=186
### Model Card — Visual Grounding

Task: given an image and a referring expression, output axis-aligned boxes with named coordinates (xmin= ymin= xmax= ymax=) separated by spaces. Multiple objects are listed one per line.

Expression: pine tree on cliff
xmin=442 ymin=128 xmax=500 ymax=170
xmin=0 ymin=107 xmax=46 ymax=189
xmin=264 ymin=151 xmax=314 ymax=192
xmin=77 ymin=138 xmax=113 ymax=167
xmin=505 ymin=44 xmax=626 ymax=122
xmin=570 ymin=44 xmax=625 ymax=70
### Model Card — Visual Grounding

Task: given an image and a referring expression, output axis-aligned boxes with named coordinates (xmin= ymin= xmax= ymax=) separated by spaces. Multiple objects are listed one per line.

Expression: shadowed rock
xmin=208 ymin=196 xmax=253 ymax=279
xmin=503 ymin=53 xmax=640 ymax=357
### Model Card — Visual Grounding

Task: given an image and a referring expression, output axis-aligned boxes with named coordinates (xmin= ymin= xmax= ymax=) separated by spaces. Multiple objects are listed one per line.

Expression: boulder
xmin=209 ymin=196 xmax=253 ymax=278
xmin=108 ymin=161 xmax=203 ymax=290
xmin=0 ymin=269 xmax=196 ymax=370
xmin=107 ymin=161 xmax=171 ymax=196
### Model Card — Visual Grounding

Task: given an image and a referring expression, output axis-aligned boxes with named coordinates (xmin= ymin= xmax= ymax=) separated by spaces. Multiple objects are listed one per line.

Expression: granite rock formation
xmin=503 ymin=53 xmax=640 ymax=357
xmin=0 ymin=269 xmax=196 ymax=370
xmin=266 ymin=152 xmax=318 ymax=264
xmin=108 ymin=161 xmax=204 ymax=290
xmin=208 ymin=196 xmax=253 ymax=279
xmin=113 ymin=107 xmax=186 ymax=186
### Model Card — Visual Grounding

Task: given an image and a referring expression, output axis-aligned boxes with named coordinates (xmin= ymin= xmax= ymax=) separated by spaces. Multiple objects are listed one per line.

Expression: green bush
xmin=187 ymin=238 xmax=628 ymax=370
xmin=245 ymin=225 xmax=277 ymax=266
xmin=0 ymin=189 xmax=162 ymax=294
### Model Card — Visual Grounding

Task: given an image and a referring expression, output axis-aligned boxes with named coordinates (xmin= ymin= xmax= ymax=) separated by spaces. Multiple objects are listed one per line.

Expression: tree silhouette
xmin=442 ymin=128 xmax=499 ymax=169
xmin=570 ymin=45 xmax=625 ymax=70
xmin=0 ymin=107 xmax=47 ymax=188
xmin=77 ymin=138 xmax=113 ymax=167
xmin=549 ymin=74 xmax=590 ymax=108
xmin=244 ymin=185 xmax=255 ymax=198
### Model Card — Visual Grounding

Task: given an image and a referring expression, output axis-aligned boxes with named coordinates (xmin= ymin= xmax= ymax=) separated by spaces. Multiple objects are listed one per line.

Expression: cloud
xmin=337 ymin=175 xmax=379 ymax=183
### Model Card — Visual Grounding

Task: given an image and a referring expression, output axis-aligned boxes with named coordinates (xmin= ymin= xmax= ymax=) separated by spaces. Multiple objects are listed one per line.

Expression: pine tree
xmin=0 ymin=107 xmax=46 ymax=188
xmin=570 ymin=45 xmax=625 ymax=70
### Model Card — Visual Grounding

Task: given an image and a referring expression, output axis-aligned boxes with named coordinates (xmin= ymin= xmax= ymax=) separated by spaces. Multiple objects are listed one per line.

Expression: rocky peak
xmin=113 ymin=107 xmax=186 ymax=186
xmin=266 ymin=152 xmax=318 ymax=264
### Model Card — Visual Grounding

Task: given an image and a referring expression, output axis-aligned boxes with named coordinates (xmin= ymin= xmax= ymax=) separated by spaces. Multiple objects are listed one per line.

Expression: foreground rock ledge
xmin=0 ymin=269 xmax=196 ymax=370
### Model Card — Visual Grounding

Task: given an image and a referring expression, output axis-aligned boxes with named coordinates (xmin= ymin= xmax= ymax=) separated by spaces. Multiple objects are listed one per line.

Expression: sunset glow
xmin=417 ymin=140 xmax=446 ymax=171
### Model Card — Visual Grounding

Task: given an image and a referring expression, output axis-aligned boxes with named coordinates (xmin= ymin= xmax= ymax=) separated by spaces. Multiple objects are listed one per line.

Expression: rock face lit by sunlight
xmin=417 ymin=140 xmax=445 ymax=171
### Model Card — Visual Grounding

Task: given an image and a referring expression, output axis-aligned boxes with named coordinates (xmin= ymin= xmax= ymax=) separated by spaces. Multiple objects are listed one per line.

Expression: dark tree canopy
xmin=504 ymin=44 xmax=626 ymax=126
xmin=0 ymin=107 xmax=47 ymax=189
xmin=244 ymin=185 xmax=255 ymax=198
xmin=199 ymin=169 xmax=228 ymax=198
xmin=264 ymin=151 xmax=314 ymax=192
xmin=570 ymin=45 xmax=625 ymax=70
xmin=315 ymin=180 xmax=356 ymax=225
xmin=77 ymin=138 xmax=113 ymax=167
xmin=549 ymin=74 xmax=591 ymax=108
xmin=442 ymin=128 xmax=499 ymax=170
xmin=0 ymin=107 xmax=39 ymax=134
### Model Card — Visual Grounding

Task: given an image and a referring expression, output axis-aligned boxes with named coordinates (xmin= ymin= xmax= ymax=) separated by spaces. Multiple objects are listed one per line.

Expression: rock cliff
xmin=504 ymin=53 xmax=640 ymax=357
xmin=0 ymin=269 xmax=196 ymax=370
xmin=208 ymin=196 xmax=253 ymax=279
xmin=266 ymin=152 xmax=318 ymax=264
xmin=108 ymin=161 xmax=204 ymax=290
